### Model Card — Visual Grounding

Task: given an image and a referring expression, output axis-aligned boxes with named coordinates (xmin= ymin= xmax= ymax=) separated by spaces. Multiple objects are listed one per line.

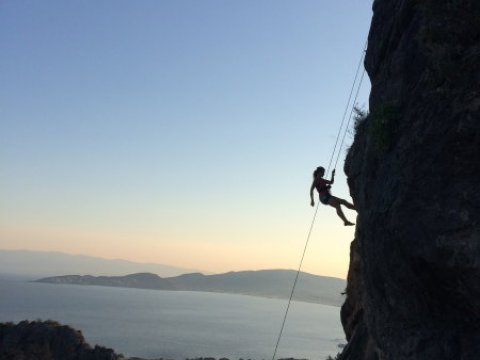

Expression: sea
xmin=0 ymin=277 xmax=345 ymax=360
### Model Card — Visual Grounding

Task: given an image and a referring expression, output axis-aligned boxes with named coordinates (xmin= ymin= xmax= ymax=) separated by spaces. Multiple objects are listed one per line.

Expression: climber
xmin=310 ymin=166 xmax=356 ymax=226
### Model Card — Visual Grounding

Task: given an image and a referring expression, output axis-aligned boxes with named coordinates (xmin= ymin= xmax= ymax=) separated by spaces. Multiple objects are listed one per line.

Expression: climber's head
xmin=313 ymin=166 xmax=325 ymax=179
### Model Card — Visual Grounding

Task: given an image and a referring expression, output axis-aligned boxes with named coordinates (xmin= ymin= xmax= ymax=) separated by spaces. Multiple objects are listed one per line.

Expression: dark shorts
xmin=319 ymin=193 xmax=331 ymax=205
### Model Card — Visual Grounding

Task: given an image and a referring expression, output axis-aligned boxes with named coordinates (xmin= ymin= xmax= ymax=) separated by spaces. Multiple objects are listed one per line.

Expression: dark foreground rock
xmin=340 ymin=0 xmax=480 ymax=359
xmin=0 ymin=321 xmax=328 ymax=360
xmin=0 ymin=320 xmax=122 ymax=360
xmin=130 ymin=358 xmax=310 ymax=360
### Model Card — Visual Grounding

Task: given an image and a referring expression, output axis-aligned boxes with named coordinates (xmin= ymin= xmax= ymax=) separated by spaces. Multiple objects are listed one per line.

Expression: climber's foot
xmin=344 ymin=221 xmax=355 ymax=226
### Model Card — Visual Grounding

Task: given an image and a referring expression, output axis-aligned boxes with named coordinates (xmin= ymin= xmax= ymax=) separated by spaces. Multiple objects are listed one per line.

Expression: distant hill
xmin=0 ymin=250 xmax=202 ymax=278
xmin=0 ymin=320 xmax=121 ymax=360
xmin=37 ymin=269 xmax=346 ymax=306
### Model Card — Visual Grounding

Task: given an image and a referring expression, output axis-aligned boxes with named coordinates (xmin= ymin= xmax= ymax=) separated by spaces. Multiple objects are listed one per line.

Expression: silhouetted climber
xmin=310 ymin=166 xmax=356 ymax=226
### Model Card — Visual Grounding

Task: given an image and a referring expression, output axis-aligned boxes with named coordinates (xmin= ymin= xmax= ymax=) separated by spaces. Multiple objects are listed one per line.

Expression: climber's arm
xmin=329 ymin=169 xmax=336 ymax=185
xmin=310 ymin=181 xmax=315 ymax=207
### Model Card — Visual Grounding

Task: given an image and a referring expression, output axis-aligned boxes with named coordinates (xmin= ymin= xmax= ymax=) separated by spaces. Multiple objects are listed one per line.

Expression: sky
xmin=1 ymin=1 xmax=372 ymax=279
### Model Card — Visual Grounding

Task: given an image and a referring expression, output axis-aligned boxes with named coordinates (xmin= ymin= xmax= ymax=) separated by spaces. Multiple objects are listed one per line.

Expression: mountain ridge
xmin=0 ymin=249 xmax=204 ymax=278
xmin=36 ymin=269 xmax=346 ymax=307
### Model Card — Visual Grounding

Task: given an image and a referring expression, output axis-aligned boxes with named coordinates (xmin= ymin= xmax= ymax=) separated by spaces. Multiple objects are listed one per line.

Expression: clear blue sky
xmin=1 ymin=1 xmax=372 ymax=277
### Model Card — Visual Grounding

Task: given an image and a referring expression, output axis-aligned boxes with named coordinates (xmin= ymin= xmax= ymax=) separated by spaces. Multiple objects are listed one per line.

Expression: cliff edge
xmin=340 ymin=0 xmax=480 ymax=359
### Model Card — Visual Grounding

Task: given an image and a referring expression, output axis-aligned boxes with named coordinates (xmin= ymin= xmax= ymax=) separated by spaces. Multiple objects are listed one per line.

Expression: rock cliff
xmin=340 ymin=0 xmax=480 ymax=359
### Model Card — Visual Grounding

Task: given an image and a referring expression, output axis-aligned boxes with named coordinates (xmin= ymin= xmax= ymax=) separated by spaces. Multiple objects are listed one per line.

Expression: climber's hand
xmin=310 ymin=200 xmax=315 ymax=207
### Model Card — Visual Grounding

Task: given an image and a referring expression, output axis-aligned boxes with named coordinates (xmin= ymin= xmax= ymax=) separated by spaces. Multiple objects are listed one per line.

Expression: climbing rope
xmin=270 ymin=42 xmax=367 ymax=360
xmin=270 ymin=200 xmax=320 ymax=360
xmin=326 ymin=39 xmax=367 ymax=175
xmin=333 ymin=67 xmax=366 ymax=171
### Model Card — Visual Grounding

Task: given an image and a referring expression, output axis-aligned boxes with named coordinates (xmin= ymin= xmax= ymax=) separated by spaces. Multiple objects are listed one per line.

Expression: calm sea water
xmin=0 ymin=278 xmax=345 ymax=360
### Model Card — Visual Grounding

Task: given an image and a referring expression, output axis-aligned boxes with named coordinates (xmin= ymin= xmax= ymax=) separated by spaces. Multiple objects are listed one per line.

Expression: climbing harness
xmin=270 ymin=41 xmax=367 ymax=360
xmin=317 ymin=184 xmax=331 ymax=194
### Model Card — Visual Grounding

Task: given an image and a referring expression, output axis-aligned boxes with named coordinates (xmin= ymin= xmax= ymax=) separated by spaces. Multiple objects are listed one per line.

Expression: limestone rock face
xmin=340 ymin=0 xmax=480 ymax=359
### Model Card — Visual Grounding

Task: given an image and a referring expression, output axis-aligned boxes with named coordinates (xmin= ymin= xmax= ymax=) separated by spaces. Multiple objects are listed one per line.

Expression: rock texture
xmin=0 ymin=320 xmax=122 ymax=360
xmin=340 ymin=0 xmax=480 ymax=359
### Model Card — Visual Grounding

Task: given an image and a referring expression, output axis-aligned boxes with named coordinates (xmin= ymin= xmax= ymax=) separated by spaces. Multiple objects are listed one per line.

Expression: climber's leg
xmin=329 ymin=196 xmax=354 ymax=226
xmin=338 ymin=198 xmax=356 ymax=211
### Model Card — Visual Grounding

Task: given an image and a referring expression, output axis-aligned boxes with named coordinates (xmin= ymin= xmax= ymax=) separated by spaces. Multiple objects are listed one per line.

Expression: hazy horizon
xmin=0 ymin=248 xmax=346 ymax=279
xmin=1 ymin=1 xmax=372 ymax=279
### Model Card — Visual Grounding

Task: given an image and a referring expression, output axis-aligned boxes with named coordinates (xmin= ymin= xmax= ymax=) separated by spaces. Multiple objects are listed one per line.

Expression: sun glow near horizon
xmin=0 ymin=203 xmax=354 ymax=279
